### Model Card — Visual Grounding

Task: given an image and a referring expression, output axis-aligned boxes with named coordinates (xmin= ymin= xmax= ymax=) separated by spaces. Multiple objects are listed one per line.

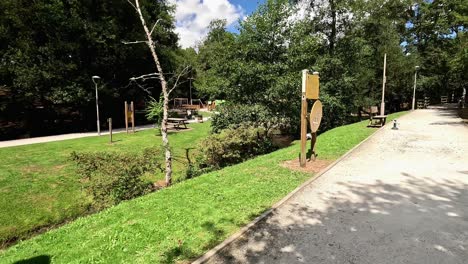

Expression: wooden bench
xmin=180 ymin=104 xmax=200 ymax=110
xmin=367 ymin=106 xmax=387 ymax=127
xmin=369 ymin=115 xmax=387 ymax=127
xmin=167 ymin=118 xmax=187 ymax=130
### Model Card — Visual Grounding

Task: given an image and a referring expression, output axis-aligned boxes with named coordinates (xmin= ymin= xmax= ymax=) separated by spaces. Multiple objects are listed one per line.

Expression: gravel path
xmin=206 ymin=109 xmax=468 ymax=264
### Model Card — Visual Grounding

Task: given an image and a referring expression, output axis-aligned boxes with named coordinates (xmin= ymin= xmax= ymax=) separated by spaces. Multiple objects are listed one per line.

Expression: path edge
xmin=192 ymin=121 xmax=392 ymax=264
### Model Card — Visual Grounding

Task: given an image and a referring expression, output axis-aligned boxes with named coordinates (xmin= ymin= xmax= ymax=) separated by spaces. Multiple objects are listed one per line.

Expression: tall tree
xmin=127 ymin=0 xmax=187 ymax=186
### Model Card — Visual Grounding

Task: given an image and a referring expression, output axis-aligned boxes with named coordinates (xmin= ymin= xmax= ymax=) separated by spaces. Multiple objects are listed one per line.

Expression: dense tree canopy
xmin=0 ymin=0 xmax=179 ymax=139
xmin=0 ymin=0 xmax=466 ymax=139
xmin=195 ymin=0 xmax=466 ymax=132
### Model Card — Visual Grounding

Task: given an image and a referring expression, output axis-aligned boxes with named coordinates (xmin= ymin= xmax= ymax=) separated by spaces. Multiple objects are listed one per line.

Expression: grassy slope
xmin=0 ymin=122 xmax=210 ymax=245
xmin=0 ymin=112 xmax=406 ymax=263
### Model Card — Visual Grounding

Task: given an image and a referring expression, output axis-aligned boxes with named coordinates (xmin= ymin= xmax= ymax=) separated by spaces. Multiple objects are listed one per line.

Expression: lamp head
xmin=415 ymin=66 xmax=420 ymax=71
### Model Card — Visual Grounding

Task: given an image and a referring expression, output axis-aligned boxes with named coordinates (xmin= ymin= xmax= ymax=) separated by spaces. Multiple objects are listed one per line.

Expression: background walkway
xmin=207 ymin=109 xmax=468 ymax=264
xmin=0 ymin=118 xmax=209 ymax=148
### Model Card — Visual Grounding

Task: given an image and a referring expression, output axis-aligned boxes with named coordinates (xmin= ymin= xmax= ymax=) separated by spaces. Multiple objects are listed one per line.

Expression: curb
xmin=192 ymin=121 xmax=392 ymax=264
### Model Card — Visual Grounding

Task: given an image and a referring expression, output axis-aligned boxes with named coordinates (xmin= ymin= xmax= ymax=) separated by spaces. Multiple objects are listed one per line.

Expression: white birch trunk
xmin=133 ymin=0 xmax=172 ymax=186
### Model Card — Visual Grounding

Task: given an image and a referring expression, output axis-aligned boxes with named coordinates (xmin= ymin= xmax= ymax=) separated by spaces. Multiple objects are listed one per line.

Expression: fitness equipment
xmin=300 ymin=70 xmax=323 ymax=167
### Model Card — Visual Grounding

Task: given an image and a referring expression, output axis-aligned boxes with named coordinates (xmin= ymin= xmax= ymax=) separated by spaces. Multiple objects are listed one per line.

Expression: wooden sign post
xmin=300 ymin=70 xmax=321 ymax=167
xmin=125 ymin=101 xmax=135 ymax=133
xmin=108 ymin=118 xmax=113 ymax=144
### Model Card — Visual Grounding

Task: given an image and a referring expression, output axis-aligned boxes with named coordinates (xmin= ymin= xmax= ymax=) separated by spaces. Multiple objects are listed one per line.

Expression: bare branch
xmin=122 ymin=40 xmax=148 ymax=45
xmin=149 ymin=19 xmax=162 ymax=36
xmin=130 ymin=72 xmax=161 ymax=82
xmin=128 ymin=79 xmax=153 ymax=95
xmin=168 ymin=66 xmax=191 ymax=95
xmin=126 ymin=0 xmax=137 ymax=11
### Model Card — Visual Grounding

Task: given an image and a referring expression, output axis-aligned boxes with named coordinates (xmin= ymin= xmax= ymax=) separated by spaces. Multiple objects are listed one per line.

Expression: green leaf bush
xmin=195 ymin=125 xmax=277 ymax=170
xmin=211 ymin=103 xmax=292 ymax=134
xmin=70 ymin=147 xmax=162 ymax=210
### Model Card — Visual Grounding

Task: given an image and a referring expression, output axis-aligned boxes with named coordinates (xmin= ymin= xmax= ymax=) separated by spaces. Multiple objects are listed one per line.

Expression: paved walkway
xmin=206 ymin=109 xmax=468 ymax=264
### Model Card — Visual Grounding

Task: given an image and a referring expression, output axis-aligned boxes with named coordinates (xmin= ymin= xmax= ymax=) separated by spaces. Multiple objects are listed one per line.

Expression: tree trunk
xmin=133 ymin=0 xmax=172 ymax=186
xmin=329 ymin=0 xmax=336 ymax=55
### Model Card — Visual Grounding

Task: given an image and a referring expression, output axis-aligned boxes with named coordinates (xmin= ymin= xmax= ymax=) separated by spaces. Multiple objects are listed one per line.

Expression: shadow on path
xmin=209 ymin=171 xmax=468 ymax=263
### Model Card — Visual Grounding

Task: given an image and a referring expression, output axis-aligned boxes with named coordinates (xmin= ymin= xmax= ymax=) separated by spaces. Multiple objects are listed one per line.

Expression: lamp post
xmin=412 ymin=66 xmax=419 ymax=110
xmin=380 ymin=53 xmax=387 ymax=116
xmin=92 ymin=76 xmax=101 ymax=136
xmin=188 ymin=77 xmax=194 ymax=105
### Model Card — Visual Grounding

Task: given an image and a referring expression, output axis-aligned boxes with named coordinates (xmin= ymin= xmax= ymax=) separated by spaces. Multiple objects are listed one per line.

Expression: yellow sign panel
xmin=306 ymin=74 xmax=320 ymax=99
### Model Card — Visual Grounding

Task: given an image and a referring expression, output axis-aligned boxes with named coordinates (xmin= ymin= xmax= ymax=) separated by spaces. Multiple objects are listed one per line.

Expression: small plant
xmin=145 ymin=94 xmax=164 ymax=127
xmin=70 ymin=147 xmax=162 ymax=210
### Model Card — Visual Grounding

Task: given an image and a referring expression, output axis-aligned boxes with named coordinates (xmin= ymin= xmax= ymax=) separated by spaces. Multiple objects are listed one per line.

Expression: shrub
xmin=211 ymin=103 xmax=292 ymax=134
xmin=145 ymin=95 xmax=164 ymax=125
xmin=70 ymin=147 xmax=162 ymax=210
xmin=196 ymin=125 xmax=277 ymax=170
xmin=319 ymin=93 xmax=349 ymax=132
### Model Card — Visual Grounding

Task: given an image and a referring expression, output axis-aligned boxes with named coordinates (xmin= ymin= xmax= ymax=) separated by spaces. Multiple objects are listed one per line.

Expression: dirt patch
xmin=167 ymin=127 xmax=193 ymax=133
xmin=21 ymin=165 xmax=43 ymax=174
xmin=281 ymin=159 xmax=332 ymax=174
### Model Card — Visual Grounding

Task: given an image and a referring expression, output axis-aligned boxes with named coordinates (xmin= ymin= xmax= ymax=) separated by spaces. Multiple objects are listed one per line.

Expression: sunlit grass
xmin=0 ymin=112 xmax=407 ymax=263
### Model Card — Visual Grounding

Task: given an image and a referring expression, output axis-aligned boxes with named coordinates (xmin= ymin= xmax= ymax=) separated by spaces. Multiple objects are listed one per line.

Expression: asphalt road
xmin=206 ymin=108 xmax=468 ymax=264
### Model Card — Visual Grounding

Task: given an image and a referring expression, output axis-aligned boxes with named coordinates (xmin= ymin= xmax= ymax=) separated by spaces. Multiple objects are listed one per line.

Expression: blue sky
xmin=227 ymin=0 xmax=265 ymax=33
xmin=169 ymin=0 xmax=265 ymax=48
xmin=232 ymin=0 xmax=265 ymax=14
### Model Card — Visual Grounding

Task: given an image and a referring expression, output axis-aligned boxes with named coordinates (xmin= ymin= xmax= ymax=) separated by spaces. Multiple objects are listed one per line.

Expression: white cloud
xmin=169 ymin=0 xmax=244 ymax=48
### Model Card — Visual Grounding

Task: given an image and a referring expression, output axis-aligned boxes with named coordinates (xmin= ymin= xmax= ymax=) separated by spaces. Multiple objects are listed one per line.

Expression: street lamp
xmin=188 ymin=77 xmax=194 ymax=105
xmin=92 ymin=76 xmax=101 ymax=136
xmin=380 ymin=53 xmax=387 ymax=116
xmin=412 ymin=66 xmax=419 ymax=110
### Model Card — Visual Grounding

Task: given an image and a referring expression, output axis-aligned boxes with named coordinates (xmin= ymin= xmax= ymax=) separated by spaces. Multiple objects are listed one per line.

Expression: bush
xmin=211 ymin=103 xmax=292 ymax=134
xmin=196 ymin=125 xmax=277 ymax=170
xmin=319 ymin=93 xmax=349 ymax=132
xmin=70 ymin=147 xmax=162 ymax=210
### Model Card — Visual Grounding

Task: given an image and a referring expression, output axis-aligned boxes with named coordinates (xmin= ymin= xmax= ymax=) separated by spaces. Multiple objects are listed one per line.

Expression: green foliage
xmin=70 ymin=148 xmax=162 ymax=210
xmin=196 ymin=126 xmax=277 ymax=169
xmin=210 ymin=103 xmax=292 ymax=134
xmin=195 ymin=19 xmax=236 ymax=100
xmin=0 ymin=0 xmax=179 ymax=139
xmin=145 ymin=94 xmax=164 ymax=125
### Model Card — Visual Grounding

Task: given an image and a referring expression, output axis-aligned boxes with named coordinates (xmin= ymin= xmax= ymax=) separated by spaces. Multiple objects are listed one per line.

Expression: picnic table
xmin=167 ymin=118 xmax=188 ymax=129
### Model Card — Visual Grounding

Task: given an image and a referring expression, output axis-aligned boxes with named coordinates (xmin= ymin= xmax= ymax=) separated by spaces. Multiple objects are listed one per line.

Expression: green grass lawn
xmin=0 ymin=112 xmax=406 ymax=263
xmin=0 ymin=122 xmax=211 ymax=246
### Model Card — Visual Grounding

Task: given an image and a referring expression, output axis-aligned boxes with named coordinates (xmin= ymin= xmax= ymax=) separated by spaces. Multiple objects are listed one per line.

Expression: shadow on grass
xmin=13 ymin=255 xmax=51 ymax=264
xmin=207 ymin=171 xmax=468 ymax=263
xmin=161 ymin=219 xmax=235 ymax=264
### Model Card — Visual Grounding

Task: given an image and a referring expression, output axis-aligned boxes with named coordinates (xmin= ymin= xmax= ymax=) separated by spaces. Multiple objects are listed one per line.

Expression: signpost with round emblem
xmin=300 ymin=70 xmax=323 ymax=167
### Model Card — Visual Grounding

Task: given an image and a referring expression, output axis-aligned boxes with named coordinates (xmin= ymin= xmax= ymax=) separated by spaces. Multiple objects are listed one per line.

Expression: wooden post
xmin=380 ymin=53 xmax=387 ymax=116
xmin=131 ymin=101 xmax=135 ymax=133
xmin=125 ymin=101 xmax=129 ymax=133
xmin=300 ymin=69 xmax=309 ymax=167
xmin=108 ymin=118 xmax=113 ymax=144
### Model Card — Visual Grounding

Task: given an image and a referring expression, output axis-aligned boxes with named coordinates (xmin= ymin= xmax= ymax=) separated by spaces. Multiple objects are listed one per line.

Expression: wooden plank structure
xmin=124 ymin=101 xmax=135 ymax=133
xmin=441 ymin=96 xmax=448 ymax=104
xmin=300 ymin=70 xmax=322 ymax=167
xmin=167 ymin=118 xmax=188 ymax=130
xmin=417 ymin=99 xmax=425 ymax=109
xmin=367 ymin=106 xmax=386 ymax=127
xmin=424 ymin=97 xmax=430 ymax=108
xmin=108 ymin=118 xmax=113 ymax=144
